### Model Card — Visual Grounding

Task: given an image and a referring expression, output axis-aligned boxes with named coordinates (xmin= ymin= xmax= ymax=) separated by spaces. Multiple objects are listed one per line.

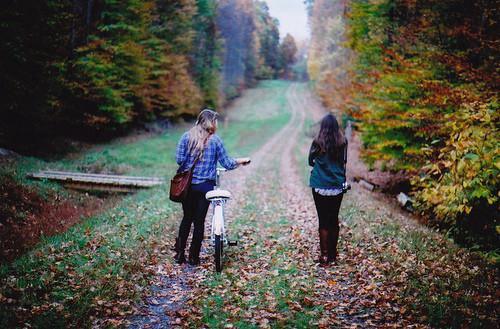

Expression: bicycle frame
xmin=210 ymin=199 xmax=226 ymax=239
xmin=206 ymin=168 xmax=232 ymax=272
xmin=209 ymin=168 xmax=229 ymax=239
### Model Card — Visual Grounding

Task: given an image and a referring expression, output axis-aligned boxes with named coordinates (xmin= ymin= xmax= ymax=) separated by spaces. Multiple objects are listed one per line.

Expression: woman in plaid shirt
xmin=174 ymin=109 xmax=250 ymax=265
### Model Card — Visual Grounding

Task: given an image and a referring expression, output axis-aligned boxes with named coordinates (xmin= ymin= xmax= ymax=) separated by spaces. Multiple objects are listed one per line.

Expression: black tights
xmin=312 ymin=189 xmax=343 ymax=230
xmin=312 ymin=189 xmax=343 ymax=260
xmin=178 ymin=186 xmax=211 ymax=259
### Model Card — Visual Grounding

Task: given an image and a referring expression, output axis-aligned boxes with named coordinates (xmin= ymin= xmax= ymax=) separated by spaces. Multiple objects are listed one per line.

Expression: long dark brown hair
xmin=314 ymin=113 xmax=346 ymax=162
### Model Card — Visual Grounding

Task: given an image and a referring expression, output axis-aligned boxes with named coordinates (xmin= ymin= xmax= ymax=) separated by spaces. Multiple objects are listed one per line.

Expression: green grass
xmin=0 ymin=186 xmax=178 ymax=328
xmin=0 ymin=80 xmax=294 ymax=328
xmin=220 ymin=80 xmax=291 ymax=156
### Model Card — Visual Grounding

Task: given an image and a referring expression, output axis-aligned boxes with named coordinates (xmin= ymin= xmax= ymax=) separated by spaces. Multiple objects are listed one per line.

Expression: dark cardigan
xmin=308 ymin=140 xmax=347 ymax=189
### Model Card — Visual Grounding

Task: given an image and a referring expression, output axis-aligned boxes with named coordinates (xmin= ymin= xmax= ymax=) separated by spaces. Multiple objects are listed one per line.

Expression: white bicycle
xmin=205 ymin=168 xmax=238 ymax=272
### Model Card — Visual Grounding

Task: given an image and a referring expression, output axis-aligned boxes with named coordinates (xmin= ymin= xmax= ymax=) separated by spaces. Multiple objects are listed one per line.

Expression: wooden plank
xmin=29 ymin=174 xmax=161 ymax=187
xmin=27 ymin=170 xmax=164 ymax=189
xmin=41 ymin=170 xmax=162 ymax=182
xmin=29 ymin=171 xmax=163 ymax=183
xmin=32 ymin=171 xmax=163 ymax=184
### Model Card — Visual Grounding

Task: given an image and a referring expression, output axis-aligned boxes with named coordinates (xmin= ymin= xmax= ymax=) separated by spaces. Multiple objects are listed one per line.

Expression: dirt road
xmin=127 ymin=83 xmax=496 ymax=328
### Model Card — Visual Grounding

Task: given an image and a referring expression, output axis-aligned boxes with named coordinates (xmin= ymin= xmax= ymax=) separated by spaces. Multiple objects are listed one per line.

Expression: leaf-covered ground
xmin=0 ymin=81 xmax=497 ymax=328
xmin=127 ymin=83 xmax=498 ymax=328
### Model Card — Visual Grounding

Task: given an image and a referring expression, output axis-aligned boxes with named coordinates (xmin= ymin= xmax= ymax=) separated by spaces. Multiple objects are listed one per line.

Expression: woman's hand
xmin=236 ymin=157 xmax=251 ymax=166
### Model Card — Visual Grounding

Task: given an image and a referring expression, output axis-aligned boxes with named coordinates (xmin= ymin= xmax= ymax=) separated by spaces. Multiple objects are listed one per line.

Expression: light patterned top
xmin=314 ymin=187 xmax=343 ymax=196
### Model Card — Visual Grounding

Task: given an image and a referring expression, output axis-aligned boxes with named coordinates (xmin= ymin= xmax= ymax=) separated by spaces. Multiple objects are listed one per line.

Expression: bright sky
xmin=264 ymin=0 xmax=310 ymax=42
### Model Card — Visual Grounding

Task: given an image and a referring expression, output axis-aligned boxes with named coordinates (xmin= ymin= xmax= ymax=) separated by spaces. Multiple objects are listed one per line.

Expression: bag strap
xmin=180 ymin=135 xmax=210 ymax=173
xmin=190 ymin=149 xmax=203 ymax=170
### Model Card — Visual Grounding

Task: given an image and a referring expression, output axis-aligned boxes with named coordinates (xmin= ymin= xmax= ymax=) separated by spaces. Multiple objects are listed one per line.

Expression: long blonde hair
xmin=188 ymin=109 xmax=218 ymax=155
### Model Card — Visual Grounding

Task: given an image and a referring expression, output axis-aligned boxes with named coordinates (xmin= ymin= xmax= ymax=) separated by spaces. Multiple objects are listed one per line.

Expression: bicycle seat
xmin=206 ymin=189 xmax=231 ymax=200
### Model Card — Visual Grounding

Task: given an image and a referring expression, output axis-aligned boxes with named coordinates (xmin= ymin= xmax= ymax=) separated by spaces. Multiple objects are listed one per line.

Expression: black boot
xmin=188 ymin=247 xmax=201 ymax=266
xmin=174 ymin=237 xmax=186 ymax=264
xmin=188 ymin=239 xmax=202 ymax=266
xmin=171 ymin=237 xmax=178 ymax=251
xmin=187 ymin=256 xmax=200 ymax=266
xmin=319 ymin=228 xmax=329 ymax=266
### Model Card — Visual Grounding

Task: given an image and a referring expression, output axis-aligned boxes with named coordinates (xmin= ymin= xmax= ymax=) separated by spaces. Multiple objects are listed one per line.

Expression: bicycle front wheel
xmin=214 ymin=234 xmax=223 ymax=272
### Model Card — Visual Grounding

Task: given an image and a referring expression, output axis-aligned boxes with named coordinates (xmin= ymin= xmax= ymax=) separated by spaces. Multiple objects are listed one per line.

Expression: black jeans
xmin=177 ymin=181 xmax=215 ymax=258
xmin=312 ymin=189 xmax=343 ymax=230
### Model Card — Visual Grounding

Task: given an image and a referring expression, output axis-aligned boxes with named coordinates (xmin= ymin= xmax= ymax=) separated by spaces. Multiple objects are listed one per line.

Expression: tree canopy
xmin=0 ymin=0 xmax=291 ymax=150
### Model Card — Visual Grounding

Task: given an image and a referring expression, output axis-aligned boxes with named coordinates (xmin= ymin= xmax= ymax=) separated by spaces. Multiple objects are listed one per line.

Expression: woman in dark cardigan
xmin=309 ymin=113 xmax=348 ymax=266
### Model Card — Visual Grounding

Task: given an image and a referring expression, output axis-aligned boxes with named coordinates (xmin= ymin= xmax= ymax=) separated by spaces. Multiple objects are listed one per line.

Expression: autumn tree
xmin=0 ymin=0 xmax=285 ymax=151
xmin=307 ymin=0 xmax=352 ymax=109
xmin=142 ymin=0 xmax=203 ymax=119
xmin=69 ymin=0 xmax=155 ymax=130
xmin=279 ymin=34 xmax=298 ymax=79
xmin=308 ymin=0 xmax=499 ymax=244
xmin=192 ymin=0 xmax=221 ymax=107
xmin=291 ymin=39 xmax=310 ymax=81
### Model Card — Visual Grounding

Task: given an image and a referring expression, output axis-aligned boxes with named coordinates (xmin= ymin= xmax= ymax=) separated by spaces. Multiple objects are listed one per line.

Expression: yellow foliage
xmin=414 ymin=100 xmax=499 ymax=221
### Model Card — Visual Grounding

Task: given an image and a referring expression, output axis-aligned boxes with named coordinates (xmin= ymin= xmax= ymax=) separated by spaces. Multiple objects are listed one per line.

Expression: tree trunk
xmin=86 ymin=0 xmax=94 ymax=41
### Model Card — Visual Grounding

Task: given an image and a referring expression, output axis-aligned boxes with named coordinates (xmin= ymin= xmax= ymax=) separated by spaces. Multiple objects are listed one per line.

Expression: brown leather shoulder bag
xmin=169 ymin=152 xmax=202 ymax=203
xmin=169 ymin=137 xmax=207 ymax=203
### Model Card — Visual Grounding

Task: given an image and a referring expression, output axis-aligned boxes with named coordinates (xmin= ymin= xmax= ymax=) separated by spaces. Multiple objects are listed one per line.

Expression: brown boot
xmin=319 ymin=228 xmax=329 ymax=266
xmin=327 ymin=224 xmax=339 ymax=264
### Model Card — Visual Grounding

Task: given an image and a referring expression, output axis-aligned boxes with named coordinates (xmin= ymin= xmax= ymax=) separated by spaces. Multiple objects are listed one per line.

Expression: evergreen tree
xmin=217 ymin=0 xmax=259 ymax=99
xmin=279 ymin=34 xmax=298 ymax=79
xmin=192 ymin=0 xmax=221 ymax=107
xmin=255 ymin=1 xmax=281 ymax=79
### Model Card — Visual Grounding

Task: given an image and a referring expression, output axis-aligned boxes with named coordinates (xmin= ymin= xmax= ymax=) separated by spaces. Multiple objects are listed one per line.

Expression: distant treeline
xmin=0 ymin=0 xmax=297 ymax=149
xmin=307 ymin=0 xmax=498 ymax=246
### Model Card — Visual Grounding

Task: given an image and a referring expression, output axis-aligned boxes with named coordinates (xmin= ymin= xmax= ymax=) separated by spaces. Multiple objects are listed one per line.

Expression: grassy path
xmin=0 ymin=80 xmax=497 ymax=328
xmin=157 ymin=83 xmax=425 ymax=328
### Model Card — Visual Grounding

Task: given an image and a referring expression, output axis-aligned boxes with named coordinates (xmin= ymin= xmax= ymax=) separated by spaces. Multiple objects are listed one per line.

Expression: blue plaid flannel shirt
xmin=176 ymin=132 xmax=238 ymax=184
